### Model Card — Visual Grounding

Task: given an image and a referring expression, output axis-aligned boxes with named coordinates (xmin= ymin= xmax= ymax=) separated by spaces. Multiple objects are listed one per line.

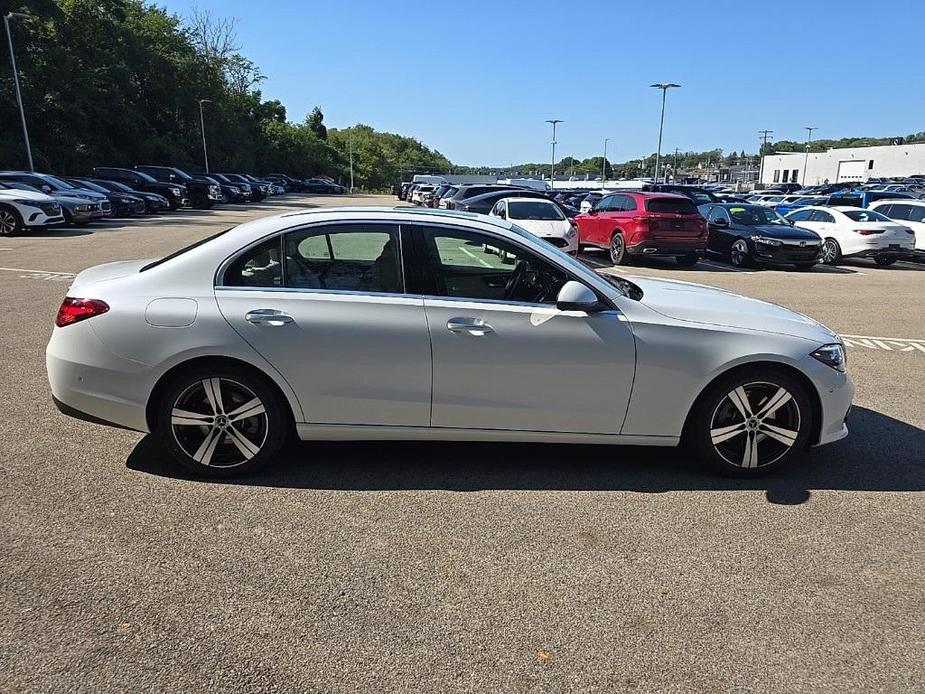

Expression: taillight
xmin=55 ymin=297 xmax=110 ymax=327
xmin=856 ymin=229 xmax=884 ymax=236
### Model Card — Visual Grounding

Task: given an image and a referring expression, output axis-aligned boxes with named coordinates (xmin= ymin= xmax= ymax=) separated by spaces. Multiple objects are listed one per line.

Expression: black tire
xmin=729 ymin=239 xmax=752 ymax=268
xmin=155 ymin=363 xmax=291 ymax=478
xmin=675 ymin=254 xmax=699 ymax=267
xmin=792 ymin=262 xmax=816 ymax=271
xmin=820 ymin=238 xmax=841 ymax=265
xmin=873 ymin=255 xmax=897 ymax=266
xmin=0 ymin=204 xmax=23 ymax=236
xmin=609 ymin=231 xmax=629 ymax=265
xmin=686 ymin=367 xmax=815 ymax=477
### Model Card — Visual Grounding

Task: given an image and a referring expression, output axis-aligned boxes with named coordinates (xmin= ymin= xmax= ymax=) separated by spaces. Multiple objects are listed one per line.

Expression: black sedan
xmin=304 ymin=178 xmax=346 ymax=194
xmin=698 ymin=203 xmax=823 ymax=269
xmin=78 ymin=178 xmax=170 ymax=213
xmin=454 ymin=189 xmax=573 ymax=217
xmin=64 ymin=177 xmax=146 ymax=217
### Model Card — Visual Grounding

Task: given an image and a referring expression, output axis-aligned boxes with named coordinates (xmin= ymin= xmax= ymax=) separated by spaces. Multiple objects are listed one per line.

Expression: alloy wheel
xmin=609 ymin=233 xmax=625 ymax=264
xmin=821 ymin=239 xmax=840 ymax=265
xmin=0 ymin=209 xmax=18 ymax=235
xmin=170 ymin=377 xmax=268 ymax=468
xmin=730 ymin=239 xmax=749 ymax=267
xmin=709 ymin=381 xmax=801 ymax=469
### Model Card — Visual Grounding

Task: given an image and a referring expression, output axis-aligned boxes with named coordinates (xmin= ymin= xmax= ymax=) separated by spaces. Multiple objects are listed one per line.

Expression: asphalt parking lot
xmin=1 ymin=194 xmax=923 ymax=692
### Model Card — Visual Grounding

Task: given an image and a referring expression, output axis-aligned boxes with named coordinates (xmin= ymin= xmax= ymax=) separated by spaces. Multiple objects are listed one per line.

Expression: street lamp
xmin=348 ymin=139 xmax=355 ymax=193
xmin=197 ymin=99 xmax=212 ymax=173
xmin=545 ymin=119 xmax=563 ymax=188
xmin=650 ymin=83 xmax=680 ymax=183
xmin=601 ymin=138 xmax=610 ymax=189
xmin=4 ymin=12 xmax=33 ymax=172
xmin=802 ymin=126 xmax=817 ymax=186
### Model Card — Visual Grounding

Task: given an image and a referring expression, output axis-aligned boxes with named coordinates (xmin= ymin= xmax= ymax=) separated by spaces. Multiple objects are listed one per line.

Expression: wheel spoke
xmin=193 ymin=428 xmax=221 ymax=466
xmin=227 ymin=397 xmax=265 ymax=422
xmin=741 ymin=430 xmax=760 ymax=468
xmin=202 ymin=378 xmax=224 ymax=414
xmin=225 ymin=425 xmax=260 ymax=459
xmin=755 ymin=387 xmax=792 ymax=420
xmin=759 ymin=422 xmax=798 ymax=447
xmin=171 ymin=408 xmax=213 ymax=426
xmin=728 ymin=387 xmax=753 ymax=418
xmin=711 ymin=422 xmax=746 ymax=444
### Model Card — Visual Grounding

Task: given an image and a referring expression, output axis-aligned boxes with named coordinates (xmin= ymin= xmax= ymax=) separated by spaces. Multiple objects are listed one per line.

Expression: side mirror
xmin=588 ymin=208 xmax=598 ymax=215
xmin=41 ymin=185 xmax=52 ymax=193
xmin=556 ymin=281 xmax=603 ymax=312
xmin=712 ymin=218 xmax=728 ymax=227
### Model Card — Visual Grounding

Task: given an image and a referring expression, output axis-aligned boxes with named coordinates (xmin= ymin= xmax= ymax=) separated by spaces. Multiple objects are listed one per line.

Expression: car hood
xmin=631 ymin=275 xmax=836 ymax=343
xmin=0 ymin=188 xmax=55 ymax=203
xmin=739 ymin=223 xmax=821 ymax=240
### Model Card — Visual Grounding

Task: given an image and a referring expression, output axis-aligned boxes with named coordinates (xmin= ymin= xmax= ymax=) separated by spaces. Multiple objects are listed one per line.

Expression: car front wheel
xmin=0 ymin=205 xmax=23 ymax=236
xmin=730 ymin=239 xmax=752 ymax=267
xmin=156 ymin=364 xmax=291 ymax=478
xmin=688 ymin=368 xmax=814 ymax=477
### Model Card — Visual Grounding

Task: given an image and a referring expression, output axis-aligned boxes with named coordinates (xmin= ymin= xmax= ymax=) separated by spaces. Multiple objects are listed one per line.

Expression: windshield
xmin=72 ymin=179 xmax=107 ymax=193
xmin=109 ymin=181 xmax=134 ymax=192
xmin=727 ymin=205 xmax=790 ymax=226
xmin=41 ymin=175 xmax=77 ymax=191
xmin=7 ymin=182 xmax=43 ymax=193
xmin=507 ymin=200 xmax=564 ymax=221
xmin=843 ymin=209 xmax=893 ymax=223
xmin=170 ymin=168 xmax=193 ymax=181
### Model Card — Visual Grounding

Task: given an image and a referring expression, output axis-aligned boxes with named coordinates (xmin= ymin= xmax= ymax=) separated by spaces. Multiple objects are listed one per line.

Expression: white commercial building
xmin=760 ymin=142 xmax=925 ymax=187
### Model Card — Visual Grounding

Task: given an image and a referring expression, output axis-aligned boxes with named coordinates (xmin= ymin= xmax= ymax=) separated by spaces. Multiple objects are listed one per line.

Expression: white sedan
xmin=869 ymin=199 xmax=925 ymax=255
xmin=47 ymin=207 xmax=853 ymax=478
xmin=785 ymin=206 xmax=916 ymax=266
xmin=488 ymin=197 xmax=579 ymax=254
xmin=0 ymin=183 xmax=65 ymax=235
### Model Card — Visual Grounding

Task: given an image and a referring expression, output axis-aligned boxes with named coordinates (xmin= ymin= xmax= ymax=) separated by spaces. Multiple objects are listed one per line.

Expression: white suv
xmin=0 ymin=183 xmax=65 ymax=235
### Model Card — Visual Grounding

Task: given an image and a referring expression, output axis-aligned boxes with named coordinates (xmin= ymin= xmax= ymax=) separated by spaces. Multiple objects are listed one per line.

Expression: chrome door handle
xmin=245 ymin=309 xmax=293 ymax=325
xmin=446 ymin=317 xmax=493 ymax=335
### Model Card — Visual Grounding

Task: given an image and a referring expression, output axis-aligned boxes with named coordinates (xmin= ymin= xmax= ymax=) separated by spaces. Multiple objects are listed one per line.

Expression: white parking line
xmin=0 ymin=266 xmax=76 ymax=282
xmin=840 ymin=334 xmax=925 ymax=354
xmin=459 ymin=245 xmax=493 ymax=268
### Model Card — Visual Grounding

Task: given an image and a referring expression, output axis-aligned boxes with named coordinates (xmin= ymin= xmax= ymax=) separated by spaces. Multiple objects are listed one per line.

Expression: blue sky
xmin=160 ymin=0 xmax=924 ymax=166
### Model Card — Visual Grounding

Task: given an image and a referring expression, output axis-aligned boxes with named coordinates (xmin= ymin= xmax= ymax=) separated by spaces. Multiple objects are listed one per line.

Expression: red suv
xmin=575 ymin=192 xmax=708 ymax=266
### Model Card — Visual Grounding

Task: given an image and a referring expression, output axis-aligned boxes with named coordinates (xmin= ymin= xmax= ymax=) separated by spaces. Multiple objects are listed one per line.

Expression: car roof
xmin=871 ymin=198 xmax=925 ymax=206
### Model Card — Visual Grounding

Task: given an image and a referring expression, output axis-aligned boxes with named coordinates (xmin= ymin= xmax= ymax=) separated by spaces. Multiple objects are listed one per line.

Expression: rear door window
xmin=645 ymin=198 xmax=698 ymax=215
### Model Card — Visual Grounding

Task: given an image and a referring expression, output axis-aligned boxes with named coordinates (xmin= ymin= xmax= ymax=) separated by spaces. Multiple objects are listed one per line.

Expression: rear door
xmin=409 ymin=223 xmax=635 ymax=434
xmin=215 ymin=222 xmax=432 ymax=427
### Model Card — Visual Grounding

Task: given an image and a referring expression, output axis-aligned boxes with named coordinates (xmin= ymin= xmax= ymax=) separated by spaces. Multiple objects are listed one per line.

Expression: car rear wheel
xmin=609 ymin=232 xmax=628 ymax=265
xmin=820 ymin=238 xmax=841 ymax=265
xmin=730 ymin=239 xmax=752 ymax=267
xmin=156 ymin=364 xmax=291 ymax=478
xmin=0 ymin=205 xmax=23 ymax=236
xmin=873 ymin=255 xmax=897 ymax=266
xmin=688 ymin=368 xmax=814 ymax=477
xmin=675 ymin=254 xmax=699 ymax=267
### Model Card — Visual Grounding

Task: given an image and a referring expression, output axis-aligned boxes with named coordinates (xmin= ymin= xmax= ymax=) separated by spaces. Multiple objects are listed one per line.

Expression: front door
xmin=215 ymin=223 xmax=432 ymax=427
xmin=409 ymin=224 xmax=635 ymax=434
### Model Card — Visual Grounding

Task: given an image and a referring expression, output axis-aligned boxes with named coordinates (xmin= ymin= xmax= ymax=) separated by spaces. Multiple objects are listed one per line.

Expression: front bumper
xmin=805 ymin=357 xmax=855 ymax=447
xmin=22 ymin=206 xmax=65 ymax=227
xmin=751 ymin=241 xmax=821 ymax=264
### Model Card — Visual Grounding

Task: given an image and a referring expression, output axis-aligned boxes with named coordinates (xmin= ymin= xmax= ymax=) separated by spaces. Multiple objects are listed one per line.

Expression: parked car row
xmin=0 ymin=166 xmax=345 ymax=235
xmin=397 ymin=180 xmax=921 ymax=270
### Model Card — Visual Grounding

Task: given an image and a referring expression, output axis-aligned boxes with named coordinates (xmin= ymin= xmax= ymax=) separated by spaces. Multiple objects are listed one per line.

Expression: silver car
xmin=46 ymin=207 xmax=853 ymax=478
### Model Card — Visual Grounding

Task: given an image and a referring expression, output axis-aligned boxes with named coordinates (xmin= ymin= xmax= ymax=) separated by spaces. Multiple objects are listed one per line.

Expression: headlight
xmin=170 ymin=187 xmax=182 ymax=195
xmin=120 ymin=198 xmax=133 ymax=203
xmin=566 ymin=223 xmax=578 ymax=239
xmin=230 ymin=186 xmax=240 ymax=194
xmin=76 ymin=204 xmax=91 ymax=212
xmin=751 ymin=235 xmax=782 ymax=247
xmin=811 ymin=343 xmax=847 ymax=372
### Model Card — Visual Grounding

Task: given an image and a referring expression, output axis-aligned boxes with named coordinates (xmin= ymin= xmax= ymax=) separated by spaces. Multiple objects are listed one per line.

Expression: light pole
xmin=758 ymin=129 xmax=773 ymax=186
xmin=197 ymin=99 xmax=212 ymax=173
xmin=545 ymin=119 xmax=562 ymax=188
xmin=802 ymin=126 xmax=817 ymax=186
xmin=650 ymin=83 xmax=680 ymax=183
xmin=5 ymin=12 xmax=33 ymax=172
xmin=601 ymin=138 xmax=610 ymax=189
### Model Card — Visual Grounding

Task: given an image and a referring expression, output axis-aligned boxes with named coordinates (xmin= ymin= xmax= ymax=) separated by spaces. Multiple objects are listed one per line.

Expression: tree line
xmin=0 ymin=0 xmax=450 ymax=191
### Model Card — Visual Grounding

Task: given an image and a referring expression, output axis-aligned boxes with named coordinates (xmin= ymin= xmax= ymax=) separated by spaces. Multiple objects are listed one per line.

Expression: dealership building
xmin=760 ymin=142 xmax=925 ymax=187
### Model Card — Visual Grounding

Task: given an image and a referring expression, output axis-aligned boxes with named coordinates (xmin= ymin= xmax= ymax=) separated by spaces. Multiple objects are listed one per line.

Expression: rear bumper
xmin=844 ymin=241 xmax=915 ymax=258
xmin=627 ymin=240 xmax=706 ymax=256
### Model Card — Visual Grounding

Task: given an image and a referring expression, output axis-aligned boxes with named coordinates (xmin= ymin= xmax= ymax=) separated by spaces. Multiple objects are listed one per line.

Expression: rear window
xmin=842 ymin=209 xmax=892 ymax=223
xmin=140 ymin=229 xmax=231 ymax=272
xmin=645 ymin=198 xmax=698 ymax=215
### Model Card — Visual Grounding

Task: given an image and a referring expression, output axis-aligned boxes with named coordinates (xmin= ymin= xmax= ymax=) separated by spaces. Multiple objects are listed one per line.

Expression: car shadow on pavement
xmin=127 ymin=406 xmax=924 ymax=505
